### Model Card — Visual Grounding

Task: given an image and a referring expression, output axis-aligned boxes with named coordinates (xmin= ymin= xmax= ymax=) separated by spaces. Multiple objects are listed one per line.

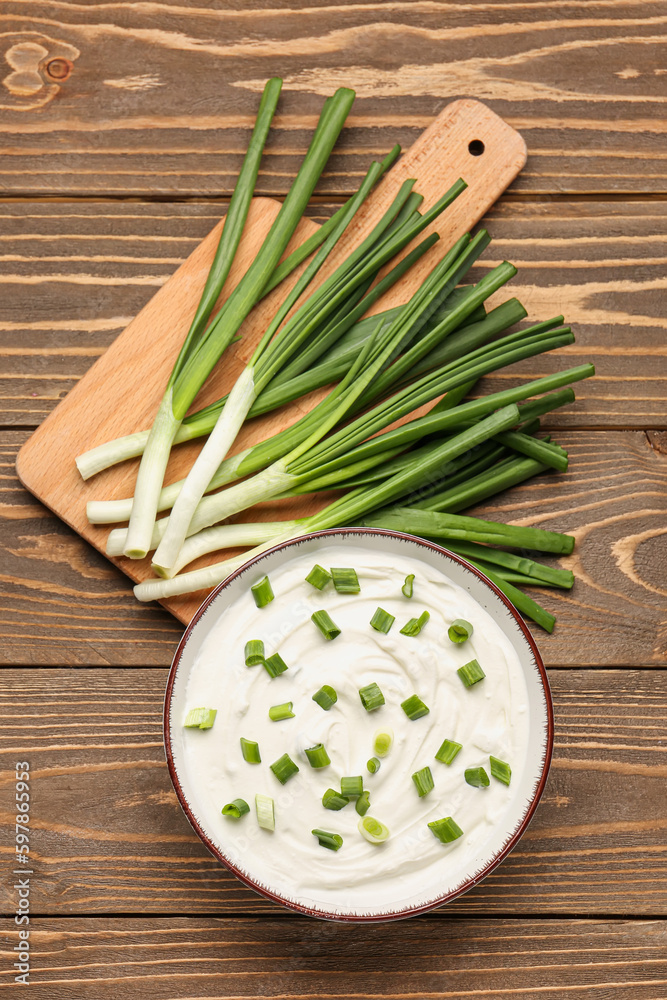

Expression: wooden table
xmin=2 ymin=3 xmax=666 ymax=996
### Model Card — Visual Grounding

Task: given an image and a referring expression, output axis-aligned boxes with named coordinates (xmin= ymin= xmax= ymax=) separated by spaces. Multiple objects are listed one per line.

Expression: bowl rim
xmin=164 ymin=526 xmax=554 ymax=922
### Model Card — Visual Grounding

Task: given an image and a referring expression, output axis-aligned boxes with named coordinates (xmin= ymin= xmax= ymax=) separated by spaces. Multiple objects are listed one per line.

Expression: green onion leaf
xmin=268 ymin=702 xmax=294 ymax=721
xmin=402 ymin=574 xmax=415 ymax=598
xmin=312 ymin=684 xmax=337 ymax=710
xmin=304 ymin=743 xmax=331 ymax=769
xmin=448 ymin=618 xmax=473 ymax=643
xmin=341 ymin=776 xmax=363 ymax=798
xmin=359 ymin=682 xmax=385 ymax=712
xmin=401 ymin=694 xmax=430 ymax=720
xmin=263 ymin=652 xmax=289 ymax=678
xmin=184 ymin=707 xmax=217 ymax=729
xmin=400 ymin=610 xmax=430 ymax=636
xmin=465 ymin=766 xmax=490 ymax=787
xmin=251 ymin=575 xmax=274 ymax=608
xmin=373 ymin=728 xmax=394 ymax=756
xmin=356 ymin=790 xmax=371 ymax=816
xmin=255 ymin=793 xmax=275 ymax=831
xmin=222 ymin=798 xmax=250 ymax=819
xmin=240 ymin=737 xmax=261 ymax=764
xmin=244 ymin=639 xmax=265 ymax=666
xmin=367 ymin=756 xmax=381 ymax=774
xmin=311 ymin=610 xmax=341 ymax=641
xmin=457 ymin=659 xmax=486 ymax=687
xmin=331 ymin=567 xmax=360 ymax=593
xmin=370 ymin=607 xmax=395 ymax=633
xmin=428 ymin=816 xmax=463 ymax=844
xmin=358 ymin=815 xmax=390 ymax=844
xmin=312 ymin=828 xmax=343 ymax=851
xmin=435 ymin=738 xmax=463 ymax=765
xmin=412 ymin=765 xmax=434 ymax=797
xmin=490 ymin=755 xmax=512 ymax=785
xmin=270 ymin=753 xmax=299 ymax=784
xmin=306 ymin=564 xmax=332 ymax=590
xmin=322 ymin=788 xmax=349 ymax=810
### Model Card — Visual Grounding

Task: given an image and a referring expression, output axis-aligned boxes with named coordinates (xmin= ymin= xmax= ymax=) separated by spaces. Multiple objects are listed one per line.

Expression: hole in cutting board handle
xmin=468 ymin=139 xmax=485 ymax=156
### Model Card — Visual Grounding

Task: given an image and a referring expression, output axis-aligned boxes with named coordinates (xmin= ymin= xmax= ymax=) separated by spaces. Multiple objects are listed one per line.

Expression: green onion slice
xmin=367 ymin=756 xmax=381 ymax=774
xmin=184 ymin=707 xmax=217 ymax=729
xmin=331 ymin=567 xmax=360 ymax=593
xmin=465 ymin=766 xmax=490 ymax=787
xmin=400 ymin=610 xmax=430 ymax=636
xmin=402 ymin=574 xmax=415 ymax=598
xmin=304 ymin=743 xmax=331 ymax=768
xmin=358 ymin=815 xmax=390 ymax=844
xmin=251 ymin=575 xmax=274 ymax=608
xmin=312 ymin=828 xmax=343 ymax=851
xmin=222 ymin=798 xmax=249 ymax=819
xmin=359 ymin=682 xmax=385 ymax=712
xmin=306 ymin=564 xmax=332 ymax=590
xmin=255 ymin=793 xmax=275 ymax=831
xmin=270 ymin=753 xmax=300 ymax=784
xmin=448 ymin=618 xmax=473 ymax=643
xmin=490 ymin=755 xmax=512 ymax=785
xmin=244 ymin=639 xmax=265 ymax=666
xmin=435 ymin=738 xmax=463 ymax=765
xmin=412 ymin=765 xmax=434 ymax=797
xmin=401 ymin=694 xmax=430 ymax=720
xmin=428 ymin=816 xmax=463 ymax=844
xmin=370 ymin=607 xmax=395 ymax=633
xmin=356 ymin=790 xmax=371 ymax=816
xmin=341 ymin=775 xmax=363 ymax=798
xmin=268 ymin=701 xmax=295 ymax=721
xmin=240 ymin=737 xmax=261 ymax=764
xmin=312 ymin=684 xmax=337 ymax=711
xmin=311 ymin=610 xmax=341 ymax=641
xmin=457 ymin=659 xmax=486 ymax=687
xmin=263 ymin=652 xmax=289 ymax=678
xmin=373 ymin=728 xmax=394 ymax=757
xmin=322 ymin=788 xmax=349 ymax=810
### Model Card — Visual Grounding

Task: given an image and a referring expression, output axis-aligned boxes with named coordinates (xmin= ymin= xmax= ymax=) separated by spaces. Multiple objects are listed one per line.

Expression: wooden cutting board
xmin=16 ymin=99 xmax=527 ymax=625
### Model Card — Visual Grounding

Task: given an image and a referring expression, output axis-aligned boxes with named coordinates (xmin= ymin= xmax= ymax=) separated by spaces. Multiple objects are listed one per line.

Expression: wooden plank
xmin=3 ymin=428 xmax=667 ymax=667
xmin=0 ymin=667 xmax=664 ymax=918
xmin=1 ymin=2 xmax=666 ymax=196
xmin=2 ymin=199 xmax=664 ymax=430
xmin=1 ymin=916 xmax=665 ymax=998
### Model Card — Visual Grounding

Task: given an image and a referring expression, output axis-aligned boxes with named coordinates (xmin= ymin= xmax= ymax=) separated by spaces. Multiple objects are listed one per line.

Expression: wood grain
xmin=1 ymin=2 xmax=666 ymax=196
xmin=2 ymin=428 xmax=667 ymax=667
xmin=2 ymin=199 xmax=664 ymax=430
xmin=0 ymin=667 xmax=665 ymax=917
xmin=1 ymin=916 xmax=666 ymax=997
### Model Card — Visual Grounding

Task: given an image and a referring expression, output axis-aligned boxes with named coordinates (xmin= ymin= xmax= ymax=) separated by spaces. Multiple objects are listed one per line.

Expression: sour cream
xmin=181 ymin=542 xmax=531 ymax=914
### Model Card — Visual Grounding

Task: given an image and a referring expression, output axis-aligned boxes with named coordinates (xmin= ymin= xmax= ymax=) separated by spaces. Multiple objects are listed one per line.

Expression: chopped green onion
xmin=359 ymin=682 xmax=385 ymax=712
xmin=400 ymin=610 xmax=430 ymax=636
xmin=401 ymin=694 xmax=430 ymax=720
xmin=341 ymin=776 xmax=363 ymax=798
xmin=270 ymin=753 xmax=300 ymax=784
xmin=244 ymin=639 xmax=265 ymax=666
xmin=373 ymin=728 xmax=394 ymax=757
xmin=184 ymin=707 xmax=217 ymax=729
xmin=263 ymin=652 xmax=289 ymax=678
xmin=240 ymin=737 xmax=261 ymax=764
xmin=311 ymin=610 xmax=341 ymax=641
xmin=367 ymin=756 xmax=381 ymax=774
xmin=304 ymin=743 xmax=331 ymax=768
xmin=268 ymin=702 xmax=294 ymax=721
xmin=306 ymin=564 xmax=332 ymax=590
xmin=255 ymin=793 xmax=275 ymax=831
xmin=412 ymin=765 xmax=434 ymax=797
xmin=435 ymin=738 xmax=463 ymax=765
xmin=448 ymin=618 xmax=473 ymax=643
xmin=465 ymin=766 xmax=490 ymax=787
xmin=222 ymin=798 xmax=249 ymax=819
xmin=428 ymin=816 xmax=463 ymax=844
xmin=331 ymin=567 xmax=360 ymax=593
xmin=356 ymin=790 xmax=371 ymax=816
xmin=370 ymin=607 xmax=395 ymax=633
xmin=312 ymin=684 xmax=337 ymax=710
xmin=457 ymin=659 xmax=486 ymax=687
xmin=490 ymin=755 xmax=512 ymax=785
xmin=312 ymin=828 xmax=343 ymax=851
xmin=358 ymin=815 xmax=390 ymax=844
xmin=322 ymin=788 xmax=349 ymax=810
xmin=402 ymin=574 xmax=415 ymax=598
xmin=251 ymin=575 xmax=274 ymax=608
